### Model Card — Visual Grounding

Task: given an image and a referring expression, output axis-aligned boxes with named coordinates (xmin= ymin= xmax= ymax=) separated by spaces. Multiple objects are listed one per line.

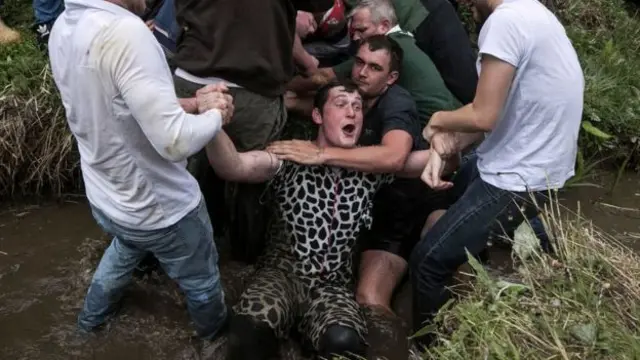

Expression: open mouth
xmin=342 ymin=124 xmax=356 ymax=136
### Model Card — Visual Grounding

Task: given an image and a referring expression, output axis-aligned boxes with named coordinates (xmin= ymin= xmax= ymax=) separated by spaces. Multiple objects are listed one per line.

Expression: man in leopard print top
xmin=204 ymin=80 xmax=450 ymax=360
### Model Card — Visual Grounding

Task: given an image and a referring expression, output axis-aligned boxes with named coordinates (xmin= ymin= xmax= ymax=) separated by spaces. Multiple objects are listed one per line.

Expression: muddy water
xmin=1 ymin=171 xmax=638 ymax=360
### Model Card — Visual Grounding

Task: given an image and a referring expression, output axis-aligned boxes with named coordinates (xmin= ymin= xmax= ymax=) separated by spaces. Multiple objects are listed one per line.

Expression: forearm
xmin=431 ymin=104 xmax=491 ymax=133
xmin=293 ymin=34 xmax=315 ymax=71
xmin=398 ymin=150 xmax=460 ymax=178
xmin=287 ymin=68 xmax=335 ymax=93
xmin=454 ymin=132 xmax=484 ymax=153
xmin=205 ymin=131 xmax=279 ymax=183
xmin=323 ymin=146 xmax=409 ymax=173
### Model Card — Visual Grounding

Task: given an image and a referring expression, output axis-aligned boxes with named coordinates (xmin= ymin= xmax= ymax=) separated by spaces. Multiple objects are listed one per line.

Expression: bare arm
xmin=426 ymin=55 xmax=517 ymax=135
xmin=322 ymin=130 xmax=413 ymax=173
xmin=397 ymin=150 xmax=459 ymax=178
xmin=205 ymin=131 xmax=282 ymax=183
xmin=287 ymin=68 xmax=336 ymax=93
xmin=293 ymin=34 xmax=319 ymax=75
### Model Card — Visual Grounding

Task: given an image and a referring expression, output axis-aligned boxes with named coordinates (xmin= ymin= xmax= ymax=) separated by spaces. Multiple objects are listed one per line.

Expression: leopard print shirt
xmin=259 ymin=162 xmax=393 ymax=288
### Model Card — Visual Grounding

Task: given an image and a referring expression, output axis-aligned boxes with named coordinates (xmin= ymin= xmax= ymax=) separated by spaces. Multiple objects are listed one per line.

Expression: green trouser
xmin=174 ymin=75 xmax=287 ymax=263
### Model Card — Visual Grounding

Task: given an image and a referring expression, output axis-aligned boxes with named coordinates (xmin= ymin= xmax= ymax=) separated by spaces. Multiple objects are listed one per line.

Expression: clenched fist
xmin=196 ymin=83 xmax=235 ymax=125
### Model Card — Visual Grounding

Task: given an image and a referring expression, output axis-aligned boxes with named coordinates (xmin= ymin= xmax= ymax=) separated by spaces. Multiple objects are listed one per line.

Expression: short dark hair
xmin=358 ymin=34 xmax=403 ymax=74
xmin=313 ymin=79 xmax=362 ymax=114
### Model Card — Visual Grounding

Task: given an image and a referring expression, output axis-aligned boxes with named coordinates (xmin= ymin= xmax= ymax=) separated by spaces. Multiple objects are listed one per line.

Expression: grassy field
xmin=417 ymin=199 xmax=640 ymax=359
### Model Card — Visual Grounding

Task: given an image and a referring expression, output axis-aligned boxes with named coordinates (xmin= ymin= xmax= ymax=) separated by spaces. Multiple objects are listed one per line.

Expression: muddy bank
xmin=0 ymin=171 xmax=638 ymax=360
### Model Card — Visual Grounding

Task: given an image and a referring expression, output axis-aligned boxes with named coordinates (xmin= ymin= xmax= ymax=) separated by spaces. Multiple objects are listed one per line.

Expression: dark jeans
xmin=174 ymin=76 xmax=287 ymax=263
xmin=409 ymin=156 xmax=549 ymax=345
xmin=415 ymin=0 xmax=478 ymax=105
xmin=33 ymin=0 xmax=64 ymax=25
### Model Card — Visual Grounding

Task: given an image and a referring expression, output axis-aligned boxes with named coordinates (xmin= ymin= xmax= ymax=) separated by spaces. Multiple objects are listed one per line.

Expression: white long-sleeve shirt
xmin=48 ymin=0 xmax=221 ymax=230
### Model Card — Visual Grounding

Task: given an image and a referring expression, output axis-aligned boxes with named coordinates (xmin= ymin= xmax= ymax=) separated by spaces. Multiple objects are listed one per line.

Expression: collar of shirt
xmin=385 ymin=24 xmax=413 ymax=37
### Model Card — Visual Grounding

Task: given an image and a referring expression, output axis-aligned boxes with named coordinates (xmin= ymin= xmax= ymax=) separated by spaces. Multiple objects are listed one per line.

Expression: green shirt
xmin=333 ymin=31 xmax=460 ymax=123
xmin=344 ymin=0 xmax=429 ymax=33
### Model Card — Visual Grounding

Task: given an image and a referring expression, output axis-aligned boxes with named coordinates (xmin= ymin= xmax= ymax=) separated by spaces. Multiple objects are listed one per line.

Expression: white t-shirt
xmin=475 ymin=0 xmax=584 ymax=192
xmin=49 ymin=0 xmax=223 ymax=230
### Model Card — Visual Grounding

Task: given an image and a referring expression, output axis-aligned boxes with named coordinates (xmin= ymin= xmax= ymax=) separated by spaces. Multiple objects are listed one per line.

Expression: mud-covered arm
xmin=205 ymin=131 xmax=282 ymax=183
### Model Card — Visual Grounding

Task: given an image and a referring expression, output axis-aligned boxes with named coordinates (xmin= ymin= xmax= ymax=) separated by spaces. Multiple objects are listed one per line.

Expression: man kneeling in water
xmin=204 ymin=80 xmax=450 ymax=360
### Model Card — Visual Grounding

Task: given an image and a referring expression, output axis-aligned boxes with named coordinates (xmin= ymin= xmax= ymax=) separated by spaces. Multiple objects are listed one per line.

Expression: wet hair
xmin=349 ymin=0 xmax=398 ymax=27
xmin=358 ymin=34 xmax=403 ymax=74
xmin=313 ymin=79 xmax=362 ymax=114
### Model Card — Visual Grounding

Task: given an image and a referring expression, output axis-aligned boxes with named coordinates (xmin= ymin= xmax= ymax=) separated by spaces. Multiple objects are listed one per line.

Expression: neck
xmin=315 ymin=133 xmax=329 ymax=148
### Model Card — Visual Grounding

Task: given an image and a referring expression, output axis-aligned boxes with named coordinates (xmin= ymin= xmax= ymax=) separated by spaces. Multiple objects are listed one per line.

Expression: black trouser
xmin=415 ymin=0 xmax=478 ymax=105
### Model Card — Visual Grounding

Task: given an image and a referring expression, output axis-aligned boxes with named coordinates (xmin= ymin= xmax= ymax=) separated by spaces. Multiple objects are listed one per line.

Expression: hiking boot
xmin=34 ymin=22 xmax=53 ymax=47
xmin=0 ymin=17 xmax=21 ymax=45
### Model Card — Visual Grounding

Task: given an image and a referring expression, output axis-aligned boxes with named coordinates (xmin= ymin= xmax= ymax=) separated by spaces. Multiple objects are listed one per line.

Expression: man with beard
xmin=48 ymin=0 xmax=236 ymax=339
xmin=412 ymin=0 xmax=584 ymax=347
xmin=203 ymin=80 xmax=446 ymax=360
xmin=270 ymin=35 xmax=456 ymax=315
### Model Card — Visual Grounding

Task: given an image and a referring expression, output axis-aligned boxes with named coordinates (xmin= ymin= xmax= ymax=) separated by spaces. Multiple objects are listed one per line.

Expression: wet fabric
xmin=78 ymin=200 xmax=227 ymax=339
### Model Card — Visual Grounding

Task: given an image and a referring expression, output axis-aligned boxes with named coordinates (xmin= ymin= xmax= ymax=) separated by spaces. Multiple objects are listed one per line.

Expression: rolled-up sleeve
xmin=95 ymin=17 xmax=222 ymax=162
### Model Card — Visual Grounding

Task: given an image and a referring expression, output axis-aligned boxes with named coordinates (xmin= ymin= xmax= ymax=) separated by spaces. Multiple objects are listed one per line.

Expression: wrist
xmin=180 ymin=97 xmax=198 ymax=114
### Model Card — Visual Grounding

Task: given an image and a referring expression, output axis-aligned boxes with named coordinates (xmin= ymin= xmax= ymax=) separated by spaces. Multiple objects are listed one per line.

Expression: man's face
xmin=472 ymin=0 xmax=493 ymax=27
xmin=349 ymin=8 xmax=391 ymax=41
xmin=312 ymin=86 xmax=364 ymax=148
xmin=351 ymin=45 xmax=398 ymax=98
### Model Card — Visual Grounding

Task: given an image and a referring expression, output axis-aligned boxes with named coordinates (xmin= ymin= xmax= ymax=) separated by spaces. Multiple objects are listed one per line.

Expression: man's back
xmin=476 ymin=0 xmax=584 ymax=192
xmin=174 ymin=0 xmax=297 ymax=97
xmin=49 ymin=0 xmax=206 ymax=230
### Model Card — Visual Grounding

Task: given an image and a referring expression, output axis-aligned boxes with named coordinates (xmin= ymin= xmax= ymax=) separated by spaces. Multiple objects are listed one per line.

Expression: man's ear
xmin=378 ymin=19 xmax=392 ymax=33
xmin=311 ymin=108 xmax=323 ymax=125
xmin=386 ymin=70 xmax=399 ymax=86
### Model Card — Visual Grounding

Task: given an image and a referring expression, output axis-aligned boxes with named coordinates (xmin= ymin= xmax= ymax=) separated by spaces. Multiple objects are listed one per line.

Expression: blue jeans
xmin=409 ymin=156 xmax=549 ymax=345
xmin=33 ymin=0 xmax=64 ymax=25
xmin=78 ymin=199 xmax=227 ymax=340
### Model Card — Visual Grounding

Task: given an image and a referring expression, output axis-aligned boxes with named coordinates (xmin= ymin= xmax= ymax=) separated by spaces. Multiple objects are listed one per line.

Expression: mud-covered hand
xmin=266 ymin=140 xmax=325 ymax=165
xmin=421 ymin=149 xmax=454 ymax=191
xmin=196 ymin=84 xmax=235 ymax=125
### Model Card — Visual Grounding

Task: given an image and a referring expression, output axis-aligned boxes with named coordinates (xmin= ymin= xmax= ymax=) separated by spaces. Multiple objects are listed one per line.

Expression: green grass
xmin=416 ymin=199 xmax=640 ymax=360
xmin=0 ymin=0 xmax=639 ymax=198
xmin=0 ymin=0 xmax=78 ymax=199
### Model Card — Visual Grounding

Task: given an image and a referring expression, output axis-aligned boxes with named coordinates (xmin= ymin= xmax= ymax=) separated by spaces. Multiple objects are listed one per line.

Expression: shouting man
xmin=204 ymin=80 xmax=446 ymax=360
xmin=48 ymin=0 xmax=233 ymax=339
xmin=411 ymin=0 xmax=584 ymax=347
xmin=271 ymin=36 xmax=455 ymax=315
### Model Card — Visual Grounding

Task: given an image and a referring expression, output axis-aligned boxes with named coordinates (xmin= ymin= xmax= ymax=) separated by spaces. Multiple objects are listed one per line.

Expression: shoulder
xmin=378 ymin=85 xmax=418 ymax=114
